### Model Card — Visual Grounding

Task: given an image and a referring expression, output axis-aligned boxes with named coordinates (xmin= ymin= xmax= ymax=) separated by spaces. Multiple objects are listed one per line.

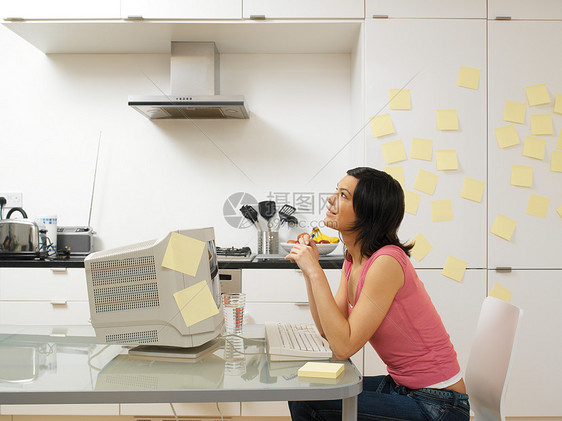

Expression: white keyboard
xmin=265 ymin=321 xmax=333 ymax=361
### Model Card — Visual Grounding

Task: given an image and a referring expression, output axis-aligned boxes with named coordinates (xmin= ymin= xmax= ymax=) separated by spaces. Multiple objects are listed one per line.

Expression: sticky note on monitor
xmin=525 ymin=83 xmax=550 ymax=106
xmin=381 ymin=140 xmax=407 ymax=164
xmin=404 ymin=189 xmax=422 ymax=215
xmin=457 ymin=66 xmax=480 ymax=90
xmin=436 ymin=109 xmax=459 ymax=131
xmin=173 ymin=280 xmax=219 ymax=328
xmin=162 ymin=232 xmax=206 ymax=277
xmin=409 ymin=233 xmax=433 ymax=262
xmin=490 ymin=283 xmax=514 ymax=302
xmin=522 ymin=136 xmax=546 ymax=160
xmin=491 ymin=214 xmax=516 ymax=241
xmin=552 ymin=150 xmax=562 ymax=172
xmin=460 ymin=177 xmax=485 ymax=203
xmin=442 ymin=255 xmax=468 ymax=283
xmin=557 ymin=205 xmax=562 ymax=218
xmin=526 ymin=193 xmax=550 ymax=218
xmin=431 ymin=200 xmax=453 ymax=222
xmin=410 ymin=137 xmax=433 ymax=161
xmin=503 ymin=100 xmax=526 ymax=124
xmin=435 ymin=149 xmax=459 ymax=171
xmin=510 ymin=164 xmax=533 ymax=187
xmin=298 ymin=362 xmax=344 ymax=379
xmin=414 ymin=169 xmax=439 ymax=195
xmin=389 ymin=89 xmax=411 ymax=110
xmin=555 ymin=94 xmax=562 ymax=115
xmin=494 ymin=125 xmax=520 ymax=148
xmin=383 ymin=166 xmax=405 ymax=186
xmin=370 ymin=113 xmax=395 ymax=137
xmin=558 ymin=129 xmax=562 ymax=150
xmin=530 ymin=114 xmax=553 ymax=135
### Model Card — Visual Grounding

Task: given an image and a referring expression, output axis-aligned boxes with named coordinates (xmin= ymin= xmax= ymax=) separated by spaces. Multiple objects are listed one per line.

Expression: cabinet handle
xmin=295 ymin=302 xmax=310 ymax=307
xmin=50 ymin=268 xmax=68 ymax=274
xmin=51 ymin=300 xmax=68 ymax=306
xmin=250 ymin=15 xmax=266 ymax=20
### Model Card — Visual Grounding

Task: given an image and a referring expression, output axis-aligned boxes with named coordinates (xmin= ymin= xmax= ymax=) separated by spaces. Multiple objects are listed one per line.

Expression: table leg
xmin=341 ymin=395 xmax=358 ymax=421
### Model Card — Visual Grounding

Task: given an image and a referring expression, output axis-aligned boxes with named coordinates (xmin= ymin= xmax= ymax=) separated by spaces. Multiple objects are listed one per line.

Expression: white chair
xmin=465 ymin=296 xmax=522 ymax=421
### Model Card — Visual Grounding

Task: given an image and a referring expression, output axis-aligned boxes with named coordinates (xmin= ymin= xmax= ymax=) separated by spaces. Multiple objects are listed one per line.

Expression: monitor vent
xmin=106 ymin=330 xmax=158 ymax=344
xmin=90 ymin=256 xmax=157 ymax=287
xmin=94 ymin=282 xmax=159 ymax=313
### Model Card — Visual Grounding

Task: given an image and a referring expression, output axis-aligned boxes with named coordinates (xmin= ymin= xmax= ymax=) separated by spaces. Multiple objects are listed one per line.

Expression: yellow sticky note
xmin=431 ymin=200 xmax=453 ymax=222
xmin=381 ymin=139 xmax=407 ymax=164
xmin=461 ymin=177 xmax=485 ymax=203
xmin=414 ymin=169 xmax=439 ymax=195
xmin=491 ymin=214 xmax=516 ymax=241
xmin=409 ymin=233 xmax=433 ymax=262
xmin=503 ymin=100 xmax=526 ymax=124
xmin=494 ymin=125 xmax=520 ymax=148
xmin=558 ymin=129 xmax=562 ymax=150
xmin=298 ymin=362 xmax=344 ymax=379
xmin=552 ymin=150 xmax=562 ymax=172
xmin=490 ymin=283 xmax=513 ymax=302
xmin=370 ymin=113 xmax=395 ymax=138
xmin=530 ymin=114 xmax=553 ymax=135
xmin=510 ymin=164 xmax=533 ymax=187
xmin=442 ymin=255 xmax=468 ymax=283
xmin=383 ymin=166 xmax=405 ymax=186
xmin=522 ymin=136 xmax=546 ymax=160
xmin=555 ymin=94 xmax=562 ymax=115
xmin=436 ymin=109 xmax=459 ymax=131
xmin=526 ymin=194 xmax=550 ymax=218
xmin=525 ymin=83 xmax=550 ymax=106
xmin=557 ymin=205 xmax=562 ymax=218
xmin=162 ymin=232 xmax=206 ymax=277
xmin=389 ymin=89 xmax=411 ymax=110
xmin=410 ymin=137 xmax=433 ymax=161
xmin=173 ymin=280 xmax=219 ymax=328
xmin=435 ymin=149 xmax=459 ymax=171
xmin=404 ymin=189 xmax=422 ymax=215
xmin=457 ymin=66 xmax=480 ymax=90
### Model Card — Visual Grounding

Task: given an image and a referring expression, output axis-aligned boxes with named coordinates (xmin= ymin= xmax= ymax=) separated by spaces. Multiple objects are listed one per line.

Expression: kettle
xmin=0 ymin=207 xmax=47 ymax=259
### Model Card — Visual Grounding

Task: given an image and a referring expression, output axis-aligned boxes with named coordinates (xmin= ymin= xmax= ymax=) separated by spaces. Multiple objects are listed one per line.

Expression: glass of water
xmin=222 ymin=293 xmax=246 ymax=335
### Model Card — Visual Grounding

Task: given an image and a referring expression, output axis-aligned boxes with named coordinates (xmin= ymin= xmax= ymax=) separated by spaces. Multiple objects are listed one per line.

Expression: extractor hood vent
xmin=128 ymin=42 xmax=249 ymax=120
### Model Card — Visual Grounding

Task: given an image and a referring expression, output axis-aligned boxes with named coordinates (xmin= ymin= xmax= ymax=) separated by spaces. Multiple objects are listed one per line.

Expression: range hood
xmin=128 ymin=42 xmax=249 ymax=119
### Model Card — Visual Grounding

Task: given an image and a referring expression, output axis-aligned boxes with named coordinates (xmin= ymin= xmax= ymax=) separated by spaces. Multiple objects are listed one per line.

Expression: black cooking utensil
xmin=258 ymin=201 xmax=277 ymax=231
xmin=281 ymin=214 xmax=299 ymax=227
xmin=277 ymin=204 xmax=298 ymax=228
xmin=240 ymin=205 xmax=261 ymax=230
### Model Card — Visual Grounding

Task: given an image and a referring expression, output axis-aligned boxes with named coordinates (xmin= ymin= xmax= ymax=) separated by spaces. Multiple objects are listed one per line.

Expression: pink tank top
xmin=345 ymin=245 xmax=460 ymax=389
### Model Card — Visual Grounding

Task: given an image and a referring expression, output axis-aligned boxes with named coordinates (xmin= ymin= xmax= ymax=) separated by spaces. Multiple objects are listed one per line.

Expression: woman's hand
xmin=284 ymin=234 xmax=321 ymax=277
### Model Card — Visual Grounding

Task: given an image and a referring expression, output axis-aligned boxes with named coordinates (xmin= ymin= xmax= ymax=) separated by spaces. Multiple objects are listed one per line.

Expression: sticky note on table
xmin=431 ymin=200 xmax=453 ymax=222
xmin=490 ymin=283 xmax=514 ymax=302
xmin=530 ymin=114 xmax=553 ymax=135
xmin=503 ymin=100 xmax=526 ymax=124
xmin=414 ymin=169 xmax=439 ymax=195
xmin=526 ymin=194 xmax=550 ymax=218
xmin=555 ymin=94 xmax=562 ymax=115
xmin=525 ymin=83 xmax=550 ymax=106
xmin=435 ymin=149 xmax=459 ymax=171
xmin=404 ymin=189 xmax=422 ymax=215
xmin=436 ymin=110 xmax=459 ymax=131
xmin=162 ymin=232 xmax=206 ymax=277
xmin=383 ymin=166 xmax=405 ymax=186
xmin=494 ymin=125 xmax=520 ymax=148
xmin=442 ymin=255 xmax=468 ymax=283
xmin=298 ymin=362 xmax=344 ymax=379
xmin=461 ymin=177 xmax=485 ymax=202
xmin=370 ymin=113 xmax=395 ymax=137
xmin=381 ymin=140 xmax=407 ymax=164
xmin=510 ymin=164 xmax=533 ymax=187
xmin=173 ymin=280 xmax=219 ymax=328
xmin=552 ymin=150 xmax=562 ymax=172
xmin=389 ymin=89 xmax=411 ymax=110
xmin=457 ymin=66 xmax=480 ymax=90
xmin=410 ymin=137 xmax=433 ymax=161
xmin=522 ymin=136 xmax=546 ymax=160
xmin=491 ymin=214 xmax=516 ymax=241
xmin=410 ymin=233 xmax=433 ymax=262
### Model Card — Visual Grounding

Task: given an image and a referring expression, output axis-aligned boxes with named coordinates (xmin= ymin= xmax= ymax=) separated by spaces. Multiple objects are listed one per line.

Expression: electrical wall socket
xmin=0 ymin=192 xmax=23 ymax=208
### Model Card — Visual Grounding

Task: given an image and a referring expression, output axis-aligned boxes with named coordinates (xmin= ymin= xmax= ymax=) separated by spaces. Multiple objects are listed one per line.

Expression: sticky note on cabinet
xmin=436 ymin=110 xmax=459 ymax=131
xmin=494 ymin=125 xmax=520 ymax=148
xmin=442 ymin=255 xmax=468 ymax=283
xmin=551 ymin=150 xmax=562 ymax=172
xmin=503 ymin=100 xmax=526 ymax=124
xmin=460 ymin=177 xmax=485 ymax=202
xmin=526 ymin=194 xmax=550 ymax=218
xmin=404 ymin=189 xmax=422 ymax=215
xmin=381 ymin=140 xmax=407 ymax=164
xmin=431 ymin=200 xmax=453 ymax=222
xmin=162 ymin=232 xmax=206 ymax=277
xmin=410 ymin=137 xmax=433 ymax=161
xmin=510 ymin=164 xmax=533 ymax=187
xmin=490 ymin=283 xmax=513 ymax=302
xmin=173 ymin=280 xmax=219 ymax=328
xmin=555 ymin=94 xmax=562 ymax=114
xmin=435 ymin=149 xmax=459 ymax=171
xmin=522 ymin=136 xmax=546 ymax=160
xmin=491 ymin=214 xmax=516 ymax=241
xmin=530 ymin=114 xmax=553 ymax=135
xmin=370 ymin=114 xmax=395 ymax=137
xmin=389 ymin=89 xmax=411 ymax=110
xmin=383 ymin=166 xmax=405 ymax=186
xmin=409 ymin=233 xmax=433 ymax=262
xmin=298 ymin=362 xmax=344 ymax=379
xmin=457 ymin=66 xmax=480 ymax=90
xmin=525 ymin=83 xmax=550 ymax=106
xmin=414 ymin=169 xmax=439 ymax=195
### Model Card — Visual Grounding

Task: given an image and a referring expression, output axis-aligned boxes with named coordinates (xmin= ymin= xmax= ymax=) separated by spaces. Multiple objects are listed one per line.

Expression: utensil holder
xmin=258 ymin=231 xmax=279 ymax=254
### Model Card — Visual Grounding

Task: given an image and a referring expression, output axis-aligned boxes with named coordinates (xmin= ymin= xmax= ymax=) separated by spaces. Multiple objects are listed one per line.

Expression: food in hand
xmin=290 ymin=228 xmax=339 ymax=244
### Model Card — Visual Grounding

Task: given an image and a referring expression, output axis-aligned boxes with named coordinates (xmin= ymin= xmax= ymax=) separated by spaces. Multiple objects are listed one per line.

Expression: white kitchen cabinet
xmin=488 ymin=0 xmax=562 ymax=20
xmin=120 ymin=402 xmax=240 ymax=417
xmin=243 ymin=0 xmax=364 ymax=19
xmin=366 ymin=0 xmax=485 ymax=18
xmin=121 ymin=0 xmax=242 ymax=20
xmin=0 ymin=404 xmax=119 ymax=416
xmin=0 ymin=0 xmax=120 ymax=20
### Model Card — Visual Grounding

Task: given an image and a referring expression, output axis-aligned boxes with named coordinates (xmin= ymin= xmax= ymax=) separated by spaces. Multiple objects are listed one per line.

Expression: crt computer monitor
xmin=84 ymin=227 xmax=223 ymax=350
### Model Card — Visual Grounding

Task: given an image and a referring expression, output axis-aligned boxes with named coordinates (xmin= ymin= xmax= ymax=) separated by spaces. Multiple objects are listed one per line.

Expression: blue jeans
xmin=288 ymin=375 xmax=470 ymax=421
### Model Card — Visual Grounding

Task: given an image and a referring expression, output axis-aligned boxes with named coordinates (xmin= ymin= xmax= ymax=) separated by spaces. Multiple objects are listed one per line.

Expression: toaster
xmin=0 ymin=219 xmax=46 ymax=259
xmin=57 ymin=226 xmax=94 ymax=256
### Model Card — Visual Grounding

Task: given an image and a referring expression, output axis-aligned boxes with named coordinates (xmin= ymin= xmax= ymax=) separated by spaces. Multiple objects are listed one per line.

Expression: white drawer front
xmin=120 ymin=402 xmax=240 ymax=416
xmin=0 ymin=301 xmax=91 ymax=325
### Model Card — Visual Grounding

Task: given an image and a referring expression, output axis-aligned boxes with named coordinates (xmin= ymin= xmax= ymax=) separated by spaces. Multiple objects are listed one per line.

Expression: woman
xmin=285 ymin=167 xmax=470 ymax=421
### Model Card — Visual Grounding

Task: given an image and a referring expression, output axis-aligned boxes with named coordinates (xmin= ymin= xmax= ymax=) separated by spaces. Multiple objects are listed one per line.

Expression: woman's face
xmin=324 ymin=174 xmax=359 ymax=232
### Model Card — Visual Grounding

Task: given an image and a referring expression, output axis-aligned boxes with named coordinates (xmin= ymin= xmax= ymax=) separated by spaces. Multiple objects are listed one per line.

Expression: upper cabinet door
xmin=487 ymin=21 xmax=562 ymax=269
xmin=121 ymin=0 xmax=242 ymax=20
xmin=488 ymin=0 xmax=562 ymax=20
xmin=366 ymin=0 xmax=485 ymax=18
xmin=0 ymin=0 xmax=120 ymax=19
xmin=364 ymin=19 xmax=487 ymax=269
xmin=243 ymin=0 xmax=365 ymax=19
